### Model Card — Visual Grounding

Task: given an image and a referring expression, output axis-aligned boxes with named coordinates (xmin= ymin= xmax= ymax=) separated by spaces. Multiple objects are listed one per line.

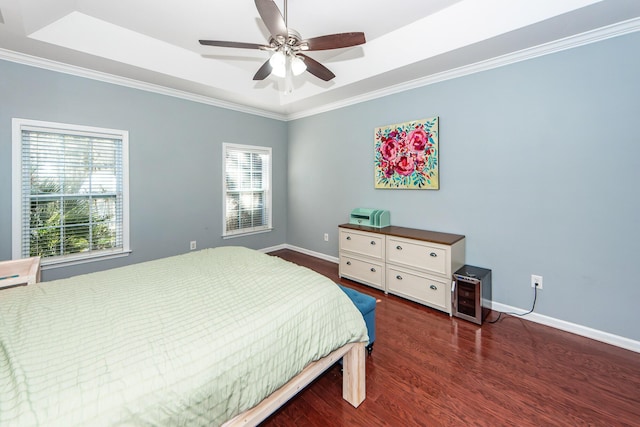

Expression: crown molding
xmin=0 ymin=48 xmax=287 ymax=121
xmin=287 ymin=17 xmax=640 ymax=120
xmin=1 ymin=17 xmax=639 ymax=122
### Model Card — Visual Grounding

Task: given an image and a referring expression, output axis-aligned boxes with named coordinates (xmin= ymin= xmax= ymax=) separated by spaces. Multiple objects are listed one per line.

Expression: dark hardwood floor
xmin=263 ymin=249 xmax=640 ymax=427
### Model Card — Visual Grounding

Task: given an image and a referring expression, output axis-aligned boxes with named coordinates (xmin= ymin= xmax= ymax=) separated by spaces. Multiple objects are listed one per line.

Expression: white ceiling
xmin=1 ymin=0 xmax=640 ymax=119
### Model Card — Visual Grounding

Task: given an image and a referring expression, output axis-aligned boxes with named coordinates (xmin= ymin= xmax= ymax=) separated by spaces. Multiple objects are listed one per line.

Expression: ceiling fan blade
xmin=253 ymin=59 xmax=273 ymax=80
xmin=199 ymin=40 xmax=267 ymax=50
xmin=255 ymin=0 xmax=288 ymax=40
xmin=303 ymin=32 xmax=366 ymax=51
xmin=299 ymin=54 xmax=335 ymax=81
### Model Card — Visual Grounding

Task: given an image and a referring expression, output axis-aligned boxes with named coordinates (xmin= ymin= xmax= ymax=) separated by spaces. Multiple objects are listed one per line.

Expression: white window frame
xmin=222 ymin=143 xmax=272 ymax=238
xmin=12 ymin=118 xmax=130 ymax=268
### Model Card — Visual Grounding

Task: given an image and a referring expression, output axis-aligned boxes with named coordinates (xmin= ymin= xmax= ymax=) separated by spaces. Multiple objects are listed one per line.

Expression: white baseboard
xmin=490 ymin=301 xmax=640 ymax=353
xmin=266 ymin=244 xmax=640 ymax=354
xmin=257 ymin=243 xmax=288 ymax=254
xmin=284 ymin=244 xmax=340 ymax=264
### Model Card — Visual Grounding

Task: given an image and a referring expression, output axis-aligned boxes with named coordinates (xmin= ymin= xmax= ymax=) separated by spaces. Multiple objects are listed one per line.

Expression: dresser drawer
xmin=386 ymin=236 xmax=448 ymax=276
xmin=339 ymin=255 xmax=384 ymax=290
xmin=386 ymin=265 xmax=449 ymax=311
xmin=339 ymin=229 xmax=384 ymax=260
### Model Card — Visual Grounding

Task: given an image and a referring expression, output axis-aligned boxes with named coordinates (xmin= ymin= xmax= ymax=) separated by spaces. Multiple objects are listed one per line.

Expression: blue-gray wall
xmin=0 ymin=60 xmax=288 ymax=281
xmin=287 ymin=32 xmax=640 ymax=341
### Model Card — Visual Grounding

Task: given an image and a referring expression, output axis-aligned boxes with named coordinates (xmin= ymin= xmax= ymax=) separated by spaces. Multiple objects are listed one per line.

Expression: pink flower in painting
xmin=381 ymin=138 xmax=399 ymax=160
xmin=407 ymin=128 xmax=429 ymax=152
xmin=394 ymin=155 xmax=415 ymax=176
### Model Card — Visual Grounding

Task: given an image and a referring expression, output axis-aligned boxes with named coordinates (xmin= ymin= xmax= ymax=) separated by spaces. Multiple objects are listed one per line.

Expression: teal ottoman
xmin=338 ymin=285 xmax=376 ymax=355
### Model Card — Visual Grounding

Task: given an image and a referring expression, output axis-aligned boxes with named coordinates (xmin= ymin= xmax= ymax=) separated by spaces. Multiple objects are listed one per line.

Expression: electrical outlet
xmin=190 ymin=241 xmax=197 ymax=250
xmin=324 ymin=233 xmax=329 ymax=242
xmin=531 ymin=274 xmax=543 ymax=289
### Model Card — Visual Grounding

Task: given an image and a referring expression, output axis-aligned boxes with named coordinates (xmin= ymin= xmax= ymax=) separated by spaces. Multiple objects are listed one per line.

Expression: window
xmin=12 ymin=119 xmax=130 ymax=267
xmin=223 ymin=143 xmax=272 ymax=237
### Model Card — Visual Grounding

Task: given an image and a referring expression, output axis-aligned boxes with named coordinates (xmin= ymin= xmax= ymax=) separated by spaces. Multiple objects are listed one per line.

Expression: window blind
xmin=223 ymin=144 xmax=272 ymax=236
xmin=19 ymin=125 xmax=126 ymax=262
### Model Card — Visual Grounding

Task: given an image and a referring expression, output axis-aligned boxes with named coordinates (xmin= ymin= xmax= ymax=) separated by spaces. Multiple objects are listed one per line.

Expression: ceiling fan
xmin=199 ymin=0 xmax=366 ymax=82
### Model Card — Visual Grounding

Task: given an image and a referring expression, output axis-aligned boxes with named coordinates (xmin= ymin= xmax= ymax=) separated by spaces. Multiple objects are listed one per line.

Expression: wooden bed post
xmin=223 ymin=341 xmax=366 ymax=426
xmin=342 ymin=341 xmax=366 ymax=407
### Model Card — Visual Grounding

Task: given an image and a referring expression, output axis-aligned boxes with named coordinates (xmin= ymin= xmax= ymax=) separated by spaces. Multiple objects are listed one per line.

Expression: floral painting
xmin=374 ymin=117 xmax=439 ymax=189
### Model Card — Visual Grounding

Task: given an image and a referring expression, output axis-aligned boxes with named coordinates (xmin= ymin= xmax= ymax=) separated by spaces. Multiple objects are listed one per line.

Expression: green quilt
xmin=0 ymin=247 xmax=368 ymax=426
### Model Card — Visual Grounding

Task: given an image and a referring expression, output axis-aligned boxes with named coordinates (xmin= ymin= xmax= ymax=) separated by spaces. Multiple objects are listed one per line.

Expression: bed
xmin=0 ymin=246 xmax=368 ymax=426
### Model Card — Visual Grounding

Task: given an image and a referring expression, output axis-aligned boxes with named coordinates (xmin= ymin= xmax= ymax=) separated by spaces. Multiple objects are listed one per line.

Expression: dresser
xmin=338 ymin=224 xmax=465 ymax=314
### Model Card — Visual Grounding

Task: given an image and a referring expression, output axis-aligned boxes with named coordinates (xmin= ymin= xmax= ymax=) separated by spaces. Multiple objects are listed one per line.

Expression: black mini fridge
xmin=452 ymin=265 xmax=492 ymax=325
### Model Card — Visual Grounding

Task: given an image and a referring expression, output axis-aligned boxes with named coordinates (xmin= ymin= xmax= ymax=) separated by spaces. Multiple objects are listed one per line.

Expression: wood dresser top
xmin=339 ymin=224 xmax=465 ymax=245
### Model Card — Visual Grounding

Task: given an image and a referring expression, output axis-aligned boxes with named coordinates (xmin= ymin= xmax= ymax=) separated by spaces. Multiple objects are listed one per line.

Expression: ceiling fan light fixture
xmin=291 ymin=55 xmax=307 ymax=76
xmin=199 ymin=0 xmax=365 ymax=84
xmin=269 ymin=51 xmax=287 ymax=77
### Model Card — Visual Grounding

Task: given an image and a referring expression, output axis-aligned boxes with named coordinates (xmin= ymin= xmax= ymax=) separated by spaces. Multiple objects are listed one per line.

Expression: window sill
xmin=41 ymin=250 xmax=132 ymax=270
xmin=222 ymin=228 xmax=273 ymax=239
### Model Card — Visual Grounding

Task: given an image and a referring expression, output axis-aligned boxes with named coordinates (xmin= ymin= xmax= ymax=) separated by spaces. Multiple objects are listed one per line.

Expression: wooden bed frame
xmin=223 ymin=341 xmax=366 ymax=426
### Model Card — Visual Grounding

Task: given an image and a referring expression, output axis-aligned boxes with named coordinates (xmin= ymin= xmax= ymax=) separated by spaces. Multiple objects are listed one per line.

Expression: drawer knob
xmin=346 ymin=236 xmax=351 ymax=240
xmin=396 ymin=245 xmax=402 ymax=250
xmin=370 ymin=267 xmax=376 ymax=272
xmin=396 ymin=275 xmax=403 ymax=280
xmin=370 ymin=241 xmax=376 ymax=246
xmin=346 ymin=261 xmax=351 ymax=265
xmin=430 ymin=252 xmax=437 ymax=257
xmin=430 ymin=284 xmax=438 ymax=290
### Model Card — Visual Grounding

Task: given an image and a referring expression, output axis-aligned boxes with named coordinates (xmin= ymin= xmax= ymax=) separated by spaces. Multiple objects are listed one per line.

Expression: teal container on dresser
xmin=348 ymin=208 xmax=390 ymax=228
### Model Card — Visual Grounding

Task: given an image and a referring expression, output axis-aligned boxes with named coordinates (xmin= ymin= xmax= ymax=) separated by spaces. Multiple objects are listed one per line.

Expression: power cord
xmin=487 ymin=283 xmax=538 ymax=324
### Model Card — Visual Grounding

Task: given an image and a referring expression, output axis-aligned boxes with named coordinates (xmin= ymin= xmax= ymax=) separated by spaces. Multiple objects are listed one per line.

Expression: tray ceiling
xmin=1 ymin=0 xmax=639 ymax=119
